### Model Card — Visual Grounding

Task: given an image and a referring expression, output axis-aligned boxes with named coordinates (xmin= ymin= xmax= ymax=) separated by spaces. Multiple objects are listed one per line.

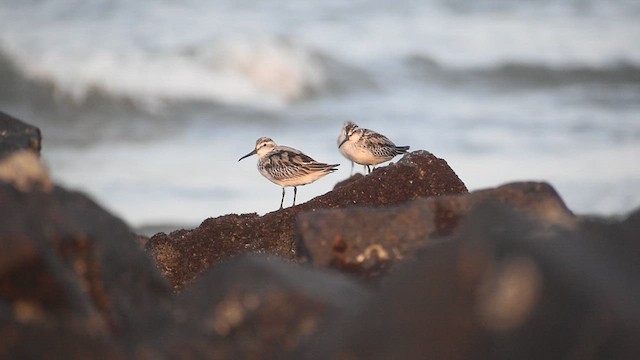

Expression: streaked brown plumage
xmin=239 ymin=137 xmax=339 ymax=209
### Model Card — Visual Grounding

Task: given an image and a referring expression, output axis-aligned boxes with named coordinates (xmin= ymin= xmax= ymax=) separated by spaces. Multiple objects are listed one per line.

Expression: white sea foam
xmin=0 ymin=37 xmax=326 ymax=109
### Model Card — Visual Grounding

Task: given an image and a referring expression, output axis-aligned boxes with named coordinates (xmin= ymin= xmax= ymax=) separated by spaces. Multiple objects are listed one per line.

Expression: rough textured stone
xmin=0 ymin=111 xmax=41 ymax=160
xmin=147 ymin=151 xmax=467 ymax=290
xmin=327 ymin=150 xmax=468 ymax=208
xmin=165 ymin=255 xmax=370 ymax=360
xmin=296 ymin=181 xmax=574 ymax=278
xmin=0 ymin=183 xmax=174 ymax=358
xmin=296 ymin=202 xmax=640 ymax=360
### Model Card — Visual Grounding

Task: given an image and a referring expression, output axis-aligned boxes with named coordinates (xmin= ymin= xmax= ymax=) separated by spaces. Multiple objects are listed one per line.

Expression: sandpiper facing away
xmin=239 ymin=137 xmax=339 ymax=209
xmin=338 ymin=121 xmax=410 ymax=174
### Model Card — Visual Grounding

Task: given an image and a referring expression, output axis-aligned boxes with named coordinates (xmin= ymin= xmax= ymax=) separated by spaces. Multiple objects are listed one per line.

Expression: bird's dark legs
xmin=350 ymin=161 xmax=354 ymax=176
xmin=280 ymin=187 xmax=285 ymax=209
xmin=280 ymin=187 xmax=298 ymax=209
xmin=366 ymin=165 xmax=371 ymax=174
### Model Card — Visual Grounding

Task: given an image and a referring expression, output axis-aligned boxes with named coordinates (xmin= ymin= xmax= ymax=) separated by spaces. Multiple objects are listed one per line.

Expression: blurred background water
xmin=1 ymin=0 xmax=639 ymax=229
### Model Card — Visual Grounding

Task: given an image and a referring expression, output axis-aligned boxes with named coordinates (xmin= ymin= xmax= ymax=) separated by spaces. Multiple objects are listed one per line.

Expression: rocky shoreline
xmin=1 ymin=110 xmax=639 ymax=359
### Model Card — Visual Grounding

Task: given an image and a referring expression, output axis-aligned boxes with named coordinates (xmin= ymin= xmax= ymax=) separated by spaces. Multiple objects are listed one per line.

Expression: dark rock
xmin=0 ymin=316 xmax=128 ymax=360
xmin=147 ymin=213 xmax=274 ymax=291
xmin=0 ymin=111 xmax=42 ymax=160
xmin=0 ymin=183 xmax=174 ymax=358
xmin=147 ymin=151 xmax=467 ymax=290
xmin=296 ymin=201 xmax=640 ymax=360
xmin=296 ymin=181 xmax=574 ymax=278
xmin=475 ymin=205 xmax=640 ymax=360
xmin=296 ymin=203 xmax=498 ymax=360
xmin=165 ymin=255 xmax=370 ymax=359
xmin=326 ymin=150 xmax=468 ymax=208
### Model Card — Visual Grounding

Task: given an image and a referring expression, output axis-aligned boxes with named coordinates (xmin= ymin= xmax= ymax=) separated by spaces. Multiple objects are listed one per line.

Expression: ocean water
xmin=1 ymin=0 xmax=639 ymax=228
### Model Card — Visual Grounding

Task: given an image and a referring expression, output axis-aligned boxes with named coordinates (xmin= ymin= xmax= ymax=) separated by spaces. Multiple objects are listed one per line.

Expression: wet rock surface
xmin=146 ymin=150 xmax=468 ymax=290
xmin=2 ymin=113 xmax=639 ymax=359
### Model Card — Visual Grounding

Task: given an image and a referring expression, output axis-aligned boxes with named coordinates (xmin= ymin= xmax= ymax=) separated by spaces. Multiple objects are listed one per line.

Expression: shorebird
xmin=338 ymin=121 xmax=410 ymax=174
xmin=239 ymin=137 xmax=339 ymax=209
xmin=337 ymin=128 xmax=360 ymax=175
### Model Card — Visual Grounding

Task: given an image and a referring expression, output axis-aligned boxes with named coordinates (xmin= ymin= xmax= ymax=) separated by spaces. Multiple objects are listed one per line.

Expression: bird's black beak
xmin=238 ymin=149 xmax=257 ymax=161
xmin=338 ymin=136 xmax=349 ymax=149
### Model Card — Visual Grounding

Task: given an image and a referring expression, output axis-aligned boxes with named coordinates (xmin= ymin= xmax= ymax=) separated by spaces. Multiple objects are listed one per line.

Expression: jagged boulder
xmin=164 ymin=255 xmax=370 ymax=359
xmin=147 ymin=151 xmax=468 ymax=290
xmin=296 ymin=203 xmax=640 ymax=360
xmin=0 ymin=180 xmax=175 ymax=358
xmin=296 ymin=181 xmax=574 ymax=278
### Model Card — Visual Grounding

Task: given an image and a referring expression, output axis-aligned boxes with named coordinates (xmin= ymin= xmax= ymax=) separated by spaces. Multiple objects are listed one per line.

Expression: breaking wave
xmin=0 ymin=37 xmax=370 ymax=111
xmin=406 ymin=55 xmax=640 ymax=88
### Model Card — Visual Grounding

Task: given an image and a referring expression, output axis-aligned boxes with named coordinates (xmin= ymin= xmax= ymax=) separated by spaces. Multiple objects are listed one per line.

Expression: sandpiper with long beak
xmin=239 ymin=137 xmax=339 ymax=209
